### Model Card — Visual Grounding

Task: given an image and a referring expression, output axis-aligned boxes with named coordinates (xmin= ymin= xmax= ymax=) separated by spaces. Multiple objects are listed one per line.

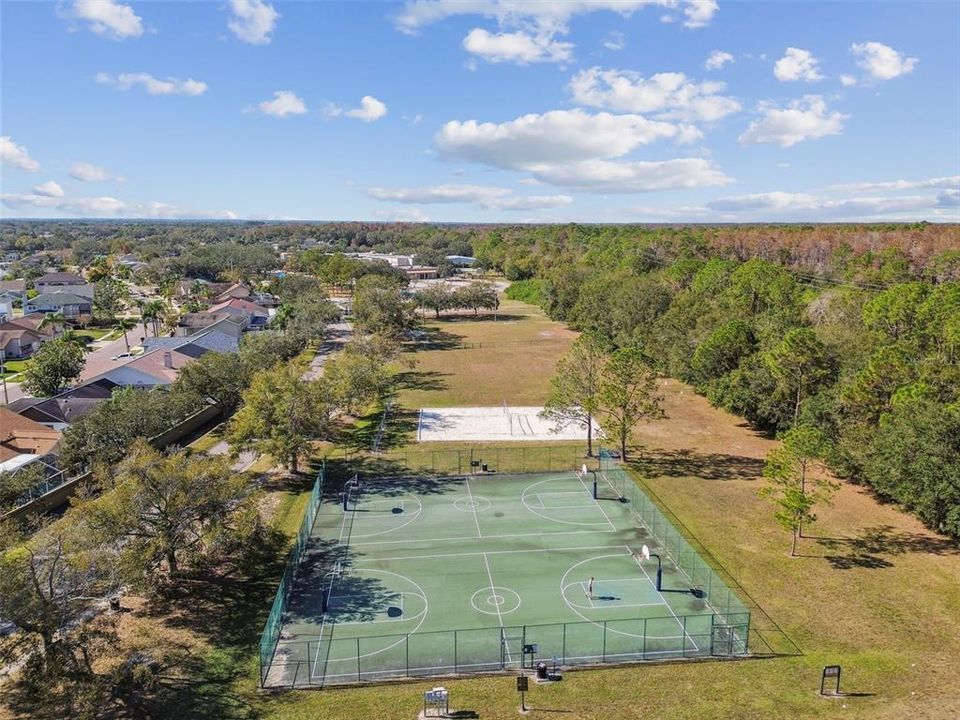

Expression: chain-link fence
xmin=258 ymin=465 xmax=325 ymax=686
xmin=268 ymin=609 xmax=750 ymax=687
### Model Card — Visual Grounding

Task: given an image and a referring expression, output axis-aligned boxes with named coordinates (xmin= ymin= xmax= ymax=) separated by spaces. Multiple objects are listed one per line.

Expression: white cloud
xmin=1 ymin=192 xmax=237 ymax=219
xmin=704 ymin=50 xmax=733 ymax=70
xmin=254 ymin=90 xmax=307 ymax=117
xmin=227 ymin=0 xmax=279 ymax=45
xmin=532 ymin=158 xmax=731 ymax=193
xmin=603 ymin=30 xmax=625 ymax=51
xmin=774 ymin=47 xmax=824 ymax=82
xmin=850 ymin=41 xmax=917 ymax=81
xmin=0 ymin=136 xmax=41 ymax=172
xmin=739 ymin=96 xmax=847 ymax=147
xmin=69 ymin=161 xmax=120 ymax=182
xmin=683 ymin=0 xmax=718 ymax=28
xmin=96 ymin=72 xmax=208 ymax=96
xmin=33 ymin=181 xmax=64 ymax=198
xmin=839 ymin=74 xmax=857 ymax=87
xmin=463 ymin=28 xmax=573 ymax=64
xmin=395 ymin=1 xmax=700 ymax=34
xmin=569 ymin=67 xmax=741 ymax=122
xmin=345 ymin=96 xmax=388 ymax=122
xmin=367 ymin=184 xmax=572 ymax=210
xmin=435 ymin=108 xmax=730 ymax=192
xmin=829 ymin=176 xmax=960 ymax=192
xmin=937 ymin=189 xmax=959 ymax=207
xmin=437 ymin=109 xmax=685 ymax=169
xmin=705 ymin=190 xmax=955 ymax=221
xmin=396 ymin=1 xmax=716 ymax=69
xmin=65 ymin=0 xmax=143 ymax=40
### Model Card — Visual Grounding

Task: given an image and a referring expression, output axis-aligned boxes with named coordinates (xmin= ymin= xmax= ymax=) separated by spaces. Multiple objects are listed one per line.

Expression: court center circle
xmin=470 ymin=587 xmax=521 ymax=615
xmin=453 ymin=495 xmax=492 ymax=513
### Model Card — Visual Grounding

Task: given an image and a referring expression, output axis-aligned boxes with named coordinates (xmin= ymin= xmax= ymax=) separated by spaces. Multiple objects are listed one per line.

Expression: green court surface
xmin=264 ymin=469 xmax=750 ymax=687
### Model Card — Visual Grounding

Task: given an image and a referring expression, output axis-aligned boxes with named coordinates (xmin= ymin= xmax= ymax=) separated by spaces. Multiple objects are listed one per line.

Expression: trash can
xmin=482 ymin=463 xmax=488 ymax=472
xmin=536 ymin=662 xmax=548 ymax=680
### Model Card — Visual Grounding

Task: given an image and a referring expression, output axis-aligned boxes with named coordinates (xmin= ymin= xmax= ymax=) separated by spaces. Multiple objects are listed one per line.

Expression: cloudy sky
xmin=1 ymin=0 xmax=958 ymax=222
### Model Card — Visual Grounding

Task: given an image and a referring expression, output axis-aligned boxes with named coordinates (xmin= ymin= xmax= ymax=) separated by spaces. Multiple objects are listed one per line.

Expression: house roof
xmin=100 ymin=348 xmax=195 ymax=385
xmin=0 ymin=280 xmax=27 ymax=293
xmin=36 ymin=272 xmax=86 ymax=284
xmin=0 ymin=328 xmax=42 ymax=345
xmin=1 ymin=313 xmax=60 ymax=335
xmin=0 ymin=407 xmax=61 ymax=463
xmin=8 ymin=378 xmax=120 ymax=425
xmin=208 ymin=298 xmax=269 ymax=316
xmin=179 ymin=311 xmax=236 ymax=328
xmin=143 ymin=327 xmax=239 ymax=356
xmin=27 ymin=292 xmax=93 ymax=306
xmin=211 ymin=283 xmax=251 ymax=302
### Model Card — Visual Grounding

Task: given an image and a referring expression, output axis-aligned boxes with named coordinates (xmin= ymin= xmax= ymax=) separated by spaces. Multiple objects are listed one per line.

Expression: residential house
xmin=24 ymin=292 xmax=93 ymax=320
xmin=8 ymin=379 xmax=120 ymax=431
xmin=144 ymin=318 xmax=242 ymax=354
xmin=5 ymin=312 xmax=63 ymax=339
xmin=90 ymin=348 xmax=195 ymax=388
xmin=176 ymin=312 xmax=245 ymax=337
xmin=35 ymin=272 xmax=93 ymax=299
xmin=211 ymin=283 xmax=252 ymax=304
xmin=0 ymin=327 xmax=43 ymax=359
xmin=207 ymin=298 xmax=271 ymax=329
xmin=0 ymin=301 xmax=12 ymax=324
xmin=0 ymin=280 xmax=27 ymax=304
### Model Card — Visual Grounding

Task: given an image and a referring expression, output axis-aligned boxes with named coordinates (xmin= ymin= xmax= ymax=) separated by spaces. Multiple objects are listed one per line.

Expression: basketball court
xmin=263 ymin=467 xmax=750 ymax=687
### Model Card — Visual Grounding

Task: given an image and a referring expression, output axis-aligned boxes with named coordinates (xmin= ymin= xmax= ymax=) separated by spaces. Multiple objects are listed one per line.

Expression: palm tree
xmin=59 ymin=328 xmax=89 ymax=351
xmin=38 ymin=311 xmax=66 ymax=334
xmin=115 ymin=317 xmax=138 ymax=354
xmin=142 ymin=300 xmax=165 ymax=337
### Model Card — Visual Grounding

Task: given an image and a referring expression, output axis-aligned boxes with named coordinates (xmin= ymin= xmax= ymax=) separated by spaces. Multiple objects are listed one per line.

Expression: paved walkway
xmin=206 ymin=440 xmax=257 ymax=473
xmin=301 ymin=322 xmax=352 ymax=381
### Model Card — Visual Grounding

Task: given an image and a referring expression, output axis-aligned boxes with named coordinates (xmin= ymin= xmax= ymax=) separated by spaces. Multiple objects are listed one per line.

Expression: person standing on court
xmin=586 ymin=576 xmax=594 ymax=599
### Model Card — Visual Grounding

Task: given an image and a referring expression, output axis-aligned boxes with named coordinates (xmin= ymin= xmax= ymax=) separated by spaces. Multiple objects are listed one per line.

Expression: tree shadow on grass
xmin=810 ymin=524 xmax=959 ymax=570
xmin=335 ymin=405 xmax=419 ymax=455
xmin=404 ymin=326 xmax=464 ymax=350
xmin=631 ymin=449 xmax=765 ymax=482
xmin=392 ymin=369 xmax=450 ymax=393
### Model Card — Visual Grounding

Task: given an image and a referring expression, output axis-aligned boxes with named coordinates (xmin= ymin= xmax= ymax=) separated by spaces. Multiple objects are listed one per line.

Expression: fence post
xmin=454 ymin=631 xmax=458 ymax=674
xmin=682 ymin=615 xmax=688 ymax=657
xmin=642 ymin=618 xmax=647 ymax=659
xmin=458 ymin=450 xmax=462 ymax=475
xmin=357 ymin=638 xmax=361 ymax=682
xmin=562 ymin=623 xmax=566 ymax=664
xmin=602 ymin=621 xmax=607 ymax=662
xmin=709 ymin=614 xmax=715 ymax=656
xmin=406 ymin=635 xmax=410 ymax=677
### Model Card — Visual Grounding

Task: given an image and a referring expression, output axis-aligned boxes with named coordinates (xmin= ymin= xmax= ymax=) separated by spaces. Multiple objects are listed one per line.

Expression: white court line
xmin=464 ymin=478 xmax=483 ymax=539
xmin=630 ymin=547 xmax=701 ymax=653
xmin=354 ymin=544 xmax=625 ymax=564
xmin=348 ymin=526 xmax=616 ymax=547
xmin=481 ymin=552 xmax=511 ymax=664
xmin=576 ymin=471 xmax=617 ymax=532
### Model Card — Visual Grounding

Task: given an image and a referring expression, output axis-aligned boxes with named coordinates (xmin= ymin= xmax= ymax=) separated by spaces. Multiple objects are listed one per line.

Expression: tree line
xmin=503 ymin=241 xmax=959 ymax=541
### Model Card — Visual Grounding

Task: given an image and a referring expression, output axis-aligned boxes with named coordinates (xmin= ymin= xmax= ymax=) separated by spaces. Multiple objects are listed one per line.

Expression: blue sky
xmin=1 ymin=0 xmax=958 ymax=222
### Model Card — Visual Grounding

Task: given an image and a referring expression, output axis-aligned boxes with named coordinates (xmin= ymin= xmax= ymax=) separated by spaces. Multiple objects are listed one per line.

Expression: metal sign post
xmin=820 ymin=665 xmax=842 ymax=695
xmin=517 ymin=674 xmax=528 ymax=711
